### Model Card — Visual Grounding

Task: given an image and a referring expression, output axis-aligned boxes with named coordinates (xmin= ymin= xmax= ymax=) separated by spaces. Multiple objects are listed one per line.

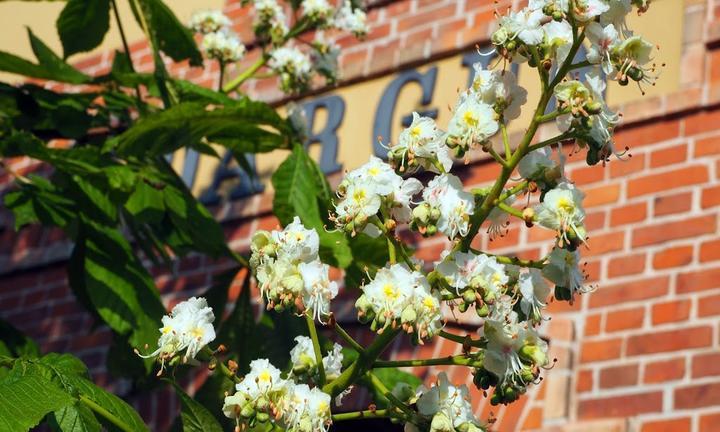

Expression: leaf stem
xmin=79 ymin=395 xmax=134 ymax=432
xmin=373 ymin=354 xmax=483 ymax=368
xmin=332 ymin=408 xmax=392 ymax=422
xmin=334 ymin=322 xmax=364 ymax=354
xmin=110 ymin=0 xmax=144 ymax=111
xmin=367 ymin=371 xmax=423 ymax=424
xmin=306 ymin=313 xmax=326 ymax=385
xmin=223 ymin=55 xmax=267 ymax=93
xmin=438 ymin=330 xmax=484 ymax=348
xmin=527 ymin=130 xmax=576 ymax=153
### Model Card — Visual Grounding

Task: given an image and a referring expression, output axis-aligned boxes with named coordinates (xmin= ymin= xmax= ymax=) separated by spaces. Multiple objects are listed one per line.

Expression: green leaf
xmin=4 ymin=177 xmax=77 ymax=229
xmin=344 ymin=234 xmax=390 ymax=289
xmin=26 ymin=28 xmax=91 ymax=83
xmin=56 ymin=0 xmax=110 ymax=58
xmin=362 ymin=368 xmax=422 ymax=409
xmin=72 ymin=176 xmax=118 ymax=224
xmin=272 ymin=144 xmax=352 ymax=268
xmin=163 ymin=185 xmax=227 ymax=257
xmin=113 ymin=102 xmax=289 ymax=157
xmin=0 ymin=374 xmax=75 ymax=431
xmin=137 ymin=0 xmax=202 ymax=66
xmin=172 ymin=383 xmax=223 ymax=432
xmin=0 ymin=51 xmax=89 ymax=84
xmin=81 ymin=222 xmax=165 ymax=372
xmin=125 ymin=180 xmax=165 ymax=224
xmin=49 ymin=403 xmax=102 ymax=432
xmin=64 ymin=376 xmax=148 ymax=432
xmin=0 ymin=319 xmax=40 ymax=359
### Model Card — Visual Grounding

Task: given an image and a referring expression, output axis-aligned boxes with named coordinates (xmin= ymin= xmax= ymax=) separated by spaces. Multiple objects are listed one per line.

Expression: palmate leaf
xmin=272 ymin=144 xmax=352 ymax=268
xmin=134 ymin=0 xmax=202 ymax=66
xmin=3 ymin=354 xmax=149 ymax=432
xmin=56 ymin=0 xmax=111 ymax=58
xmin=0 ymin=374 xmax=75 ymax=431
xmin=0 ymin=29 xmax=90 ymax=84
xmin=171 ymin=383 xmax=223 ymax=432
xmin=112 ymin=102 xmax=290 ymax=157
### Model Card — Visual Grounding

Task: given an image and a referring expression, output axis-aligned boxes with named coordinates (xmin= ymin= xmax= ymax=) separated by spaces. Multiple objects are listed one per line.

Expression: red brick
xmin=698 ymin=293 xmax=720 ymax=317
xmin=396 ymin=4 xmax=456 ymax=32
xmin=641 ymin=418 xmax=691 ymax=432
xmin=585 ymin=211 xmax=606 ymax=231
xmin=616 ymin=120 xmax=680 ymax=148
xmin=653 ymin=191 xmax=693 ymax=217
xmin=578 ymin=392 xmax=663 ymax=419
xmin=571 ymin=164 xmax=605 ymax=185
xmin=627 ymin=166 xmax=708 ymax=197
xmin=702 ymin=185 xmax=720 ymax=208
xmin=585 ymin=231 xmax=624 ymax=257
xmin=580 ymin=338 xmax=622 ymax=363
xmin=699 ymin=413 xmax=720 ymax=432
xmin=644 ymin=358 xmax=685 ymax=383
xmin=632 ymin=215 xmax=717 ymax=247
xmin=692 ymin=352 xmax=720 ymax=378
xmin=521 ymin=407 xmax=543 ymax=430
xmin=685 ymin=109 xmax=720 ymax=136
xmin=610 ymin=202 xmax=647 ymax=226
xmin=651 ymin=299 xmax=691 ymax=325
xmin=650 ymin=144 xmax=687 ymax=168
xmin=609 ymin=153 xmax=645 ymax=178
xmin=627 ymin=326 xmax=713 ymax=356
xmin=675 ymin=382 xmax=720 ymax=409
xmin=695 ymin=135 xmax=720 ymax=157
xmin=607 ymin=253 xmax=645 ymax=278
xmin=700 ymin=239 xmax=720 ymax=262
xmin=584 ymin=184 xmax=620 ymax=207
xmin=599 ymin=364 xmax=639 ymax=388
xmin=677 ymin=267 xmax=720 ymax=293
xmin=605 ymin=307 xmax=644 ymax=332
xmin=653 ymin=245 xmax=694 ymax=269
xmin=577 ymin=369 xmax=594 ymax=392
xmin=589 ymin=276 xmax=669 ymax=308
xmin=585 ymin=313 xmax=601 ymax=336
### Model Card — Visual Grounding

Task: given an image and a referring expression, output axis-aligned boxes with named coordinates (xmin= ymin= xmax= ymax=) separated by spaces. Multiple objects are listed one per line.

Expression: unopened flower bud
xmin=522 ymin=207 xmax=535 ymax=227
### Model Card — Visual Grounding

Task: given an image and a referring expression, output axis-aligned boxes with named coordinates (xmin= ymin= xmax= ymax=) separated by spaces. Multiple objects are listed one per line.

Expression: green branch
xmin=438 ymin=330 xmax=484 ymax=348
xmin=222 ymin=55 xmax=267 ymax=93
xmin=306 ymin=313 xmax=326 ymax=385
xmin=332 ymin=408 xmax=393 ymax=422
xmin=373 ymin=354 xmax=483 ymax=368
xmin=367 ymin=371 xmax=423 ymax=425
xmin=334 ymin=322 xmax=365 ymax=354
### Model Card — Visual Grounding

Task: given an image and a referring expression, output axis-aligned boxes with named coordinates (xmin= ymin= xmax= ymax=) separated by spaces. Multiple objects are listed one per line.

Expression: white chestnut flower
xmin=422 ymin=174 xmax=475 ymax=239
xmin=487 ymin=194 xmax=516 ymax=240
xmin=519 ymin=269 xmax=551 ymax=324
xmin=302 ymin=0 xmax=334 ymax=23
xmin=412 ymin=372 xmax=483 ymax=431
xmin=202 ymin=30 xmax=246 ymax=63
xmin=518 ymin=146 xmax=556 ymax=180
xmin=483 ymin=319 xmax=548 ymax=385
xmin=321 ymin=342 xmax=344 ymax=380
xmin=271 ymin=216 xmax=320 ymax=263
xmin=334 ymin=1 xmax=368 ymax=37
xmin=139 ymin=297 xmax=216 ymax=368
xmin=289 ymin=336 xmax=343 ymax=379
xmin=542 ymin=248 xmax=589 ymax=300
xmin=584 ymin=69 xmax=622 ymax=157
xmin=390 ymin=112 xmax=453 ymax=173
xmin=586 ymin=22 xmax=621 ymax=74
xmin=436 ymin=251 xmax=490 ymax=293
xmin=189 ymin=10 xmax=232 ymax=34
xmin=280 ymin=384 xmax=332 ymax=432
xmin=493 ymin=8 xmax=546 ymax=47
xmin=269 ymin=46 xmax=313 ymax=92
xmin=253 ymin=0 xmax=288 ymax=39
xmin=470 ymin=63 xmax=527 ymax=121
xmin=572 ymin=0 xmax=610 ymax=22
xmin=543 ymin=19 xmax=573 ymax=64
xmin=535 ymin=182 xmax=586 ymax=243
xmin=391 ymin=177 xmax=423 ymax=223
xmin=447 ymin=96 xmax=499 ymax=151
xmin=600 ymin=0 xmax=633 ymax=34
xmin=298 ymin=260 xmax=338 ymax=322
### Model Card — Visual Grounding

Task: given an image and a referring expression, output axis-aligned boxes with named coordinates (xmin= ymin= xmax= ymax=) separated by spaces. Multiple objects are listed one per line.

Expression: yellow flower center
xmin=352 ymin=188 xmax=366 ymax=203
xmin=189 ymin=327 xmax=204 ymax=339
xmin=557 ymin=197 xmax=574 ymax=214
xmin=463 ymin=111 xmax=478 ymax=127
xmin=368 ymin=167 xmax=380 ymax=176
xmin=410 ymin=126 xmax=422 ymax=138
xmin=383 ymin=283 xmax=398 ymax=300
xmin=161 ymin=326 xmax=172 ymax=335
xmin=259 ymin=370 xmax=272 ymax=383
xmin=423 ymin=296 xmax=436 ymax=309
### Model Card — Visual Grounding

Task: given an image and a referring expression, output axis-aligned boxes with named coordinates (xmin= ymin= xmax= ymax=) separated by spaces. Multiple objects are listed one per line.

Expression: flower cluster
xmin=405 ymin=373 xmax=485 ymax=432
xmin=331 ymin=156 xmax=422 ymax=237
xmin=355 ymin=263 xmax=443 ymax=344
xmin=138 ymin=297 xmax=215 ymax=372
xmin=190 ymin=10 xmax=246 ymax=63
xmin=290 ymin=336 xmax=344 ymax=382
xmin=223 ymin=357 xmax=333 ymax=432
xmin=250 ymin=217 xmax=338 ymax=322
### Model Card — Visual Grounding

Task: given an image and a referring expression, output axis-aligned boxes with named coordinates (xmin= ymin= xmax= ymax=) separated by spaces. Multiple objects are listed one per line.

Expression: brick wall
xmin=2 ymin=0 xmax=720 ymax=431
